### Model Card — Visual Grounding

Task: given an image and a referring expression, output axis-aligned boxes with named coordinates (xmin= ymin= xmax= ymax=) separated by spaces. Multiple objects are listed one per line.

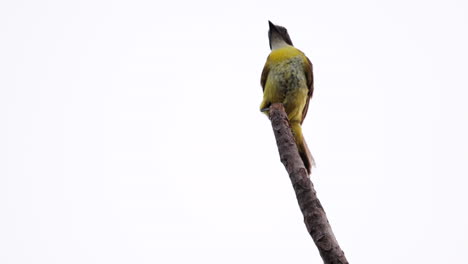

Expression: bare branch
xmin=268 ymin=103 xmax=349 ymax=264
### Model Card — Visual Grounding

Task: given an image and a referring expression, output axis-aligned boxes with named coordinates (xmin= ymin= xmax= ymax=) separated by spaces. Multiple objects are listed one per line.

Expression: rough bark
xmin=268 ymin=103 xmax=349 ymax=264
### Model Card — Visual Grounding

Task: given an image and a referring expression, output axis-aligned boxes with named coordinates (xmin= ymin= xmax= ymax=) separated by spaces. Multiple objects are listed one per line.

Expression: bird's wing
xmin=260 ymin=56 xmax=270 ymax=91
xmin=301 ymin=56 xmax=314 ymax=124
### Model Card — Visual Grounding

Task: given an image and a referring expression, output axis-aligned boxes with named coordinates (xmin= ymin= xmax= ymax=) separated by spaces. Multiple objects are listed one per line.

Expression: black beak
xmin=268 ymin=21 xmax=277 ymax=31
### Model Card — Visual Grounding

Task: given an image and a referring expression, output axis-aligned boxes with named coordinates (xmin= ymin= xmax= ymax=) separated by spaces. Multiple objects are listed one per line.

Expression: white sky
xmin=1 ymin=0 xmax=468 ymax=263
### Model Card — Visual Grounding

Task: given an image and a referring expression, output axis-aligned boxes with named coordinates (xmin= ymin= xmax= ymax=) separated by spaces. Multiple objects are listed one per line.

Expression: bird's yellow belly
xmin=261 ymin=57 xmax=308 ymax=123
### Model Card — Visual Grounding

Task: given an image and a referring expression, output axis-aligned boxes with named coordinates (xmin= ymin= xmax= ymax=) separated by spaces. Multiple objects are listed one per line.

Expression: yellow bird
xmin=260 ymin=21 xmax=315 ymax=174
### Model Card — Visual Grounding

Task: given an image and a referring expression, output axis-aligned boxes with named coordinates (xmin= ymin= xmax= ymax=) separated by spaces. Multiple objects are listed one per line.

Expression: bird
xmin=260 ymin=21 xmax=315 ymax=175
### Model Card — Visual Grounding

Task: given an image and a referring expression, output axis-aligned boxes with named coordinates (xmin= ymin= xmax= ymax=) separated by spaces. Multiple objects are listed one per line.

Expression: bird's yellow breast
xmin=268 ymin=45 xmax=304 ymax=63
xmin=261 ymin=45 xmax=309 ymax=123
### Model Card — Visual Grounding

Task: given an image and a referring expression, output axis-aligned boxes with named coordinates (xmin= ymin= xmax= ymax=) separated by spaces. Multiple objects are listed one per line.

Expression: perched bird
xmin=260 ymin=21 xmax=315 ymax=174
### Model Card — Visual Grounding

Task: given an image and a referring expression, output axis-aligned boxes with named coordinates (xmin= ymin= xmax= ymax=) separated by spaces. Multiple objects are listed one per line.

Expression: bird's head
xmin=268 ymin=21 xmax=293 ymax=50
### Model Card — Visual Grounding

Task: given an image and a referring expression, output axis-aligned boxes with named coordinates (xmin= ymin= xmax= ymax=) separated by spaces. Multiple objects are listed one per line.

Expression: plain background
xmin=1 ymin=0 xmax=467 ymax=263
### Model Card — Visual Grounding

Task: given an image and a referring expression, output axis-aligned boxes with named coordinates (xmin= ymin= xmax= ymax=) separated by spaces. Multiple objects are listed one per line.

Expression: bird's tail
xmin=290 ymin=122 xmax=315 ymax=175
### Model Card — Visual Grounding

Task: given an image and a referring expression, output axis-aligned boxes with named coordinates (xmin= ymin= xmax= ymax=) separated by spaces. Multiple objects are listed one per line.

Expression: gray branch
xmin=268 ymin=103 xmax=349 ymax=264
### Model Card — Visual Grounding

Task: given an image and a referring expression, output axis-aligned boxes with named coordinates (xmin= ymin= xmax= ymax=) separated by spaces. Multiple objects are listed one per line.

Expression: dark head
xmin=268 ymin=21 xmax=294 ymax=50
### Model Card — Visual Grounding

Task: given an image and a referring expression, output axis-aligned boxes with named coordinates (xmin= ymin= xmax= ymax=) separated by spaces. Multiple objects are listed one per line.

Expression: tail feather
xmin=290 ymin=122 xmax=315 ymax=175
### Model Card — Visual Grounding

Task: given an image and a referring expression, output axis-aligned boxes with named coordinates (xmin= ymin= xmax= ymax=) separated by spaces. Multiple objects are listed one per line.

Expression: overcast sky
xmin=1 ymin=0 xmax=468 ymax=263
